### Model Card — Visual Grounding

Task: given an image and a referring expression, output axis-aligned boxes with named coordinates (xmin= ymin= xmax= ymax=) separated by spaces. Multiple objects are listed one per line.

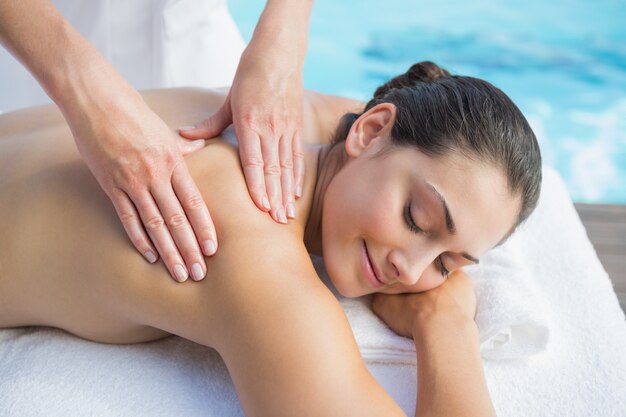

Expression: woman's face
xmin=321 ymin=105 xmax=521 ymax=298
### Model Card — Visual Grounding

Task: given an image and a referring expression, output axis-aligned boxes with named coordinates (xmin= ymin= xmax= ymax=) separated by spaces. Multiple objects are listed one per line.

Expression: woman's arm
xmin=373 ymin=272 xmax=497 ymax=417
xmin=181 ymin=0 xmax=315 ymax=219
xmin=0 ymin=0 xmax=216 ymax=282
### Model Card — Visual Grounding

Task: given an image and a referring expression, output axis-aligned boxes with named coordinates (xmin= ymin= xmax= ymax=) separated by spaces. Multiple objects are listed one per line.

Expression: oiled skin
xmin=0 ymin=88 xmax=402 ymax=416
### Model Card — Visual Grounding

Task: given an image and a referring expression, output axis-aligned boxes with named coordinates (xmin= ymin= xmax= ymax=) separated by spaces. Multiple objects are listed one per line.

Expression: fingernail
xmin=174 ymin=264 xmax=188 ymax=282
xmin=178 ymin=125 xmax=196 ymax=132
xmin=295 ymin=184 xmax=303 ymax=198
xmin=262 ymin=197 xmax=271 ymax=210
xmin=278 ymin=207 xmax=288 ymax=223
xmin=286 ymin=203 xmax=295 ymax=219
xmin=191 ymin=263 xmax=205 ymax=281
xmin=144 ymin=250 xmax=158 ymax=263
xmin=203 ymin=240 xmax=217 ymax=256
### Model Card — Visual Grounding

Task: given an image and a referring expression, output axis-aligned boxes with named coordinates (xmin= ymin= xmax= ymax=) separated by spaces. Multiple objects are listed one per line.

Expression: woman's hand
xmin=179 ymin=0 xmax=313 ymax=224
xmin=0 ymin=0 xmax=216 ymax=283
xmin=371 ymin=270 xmax=477 ymax=338
xmin=375 ymin=271 xmax=496 ymax=417
xmin=180 ymin=47 xmax=304 ymax=224
xmin=59 ymin=64 xmax=217 ymax=283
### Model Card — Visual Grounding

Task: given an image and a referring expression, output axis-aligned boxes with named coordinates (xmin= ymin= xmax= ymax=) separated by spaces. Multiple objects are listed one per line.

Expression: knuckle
xmin=118 ymin=211 xmax=136 ymax=226
xmin=263 ymin=163 xmax=281 ymax=177
xmin=241 ymin=153 xmax=265 ymax=169
xmin=145 ymin=215 xmax=165 ymax=231
xmin=280 ymin=157 xmax=294 ymax=170
xmin=239 ymin=112 xmax=256 ymax=128
xmin=184 ymin=194 xmax=205 ymax=211
xmin=167 ymin=213 xmax=188 ymax=229
xmin=293 ymin=148 xmax=305 ymax=160
xmin=113 ymin=164 xmax=136 ymax=188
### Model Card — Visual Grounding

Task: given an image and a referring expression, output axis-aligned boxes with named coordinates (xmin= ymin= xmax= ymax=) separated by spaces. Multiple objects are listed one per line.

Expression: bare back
xmin=0 ymin=88 xmax=316 ymax=343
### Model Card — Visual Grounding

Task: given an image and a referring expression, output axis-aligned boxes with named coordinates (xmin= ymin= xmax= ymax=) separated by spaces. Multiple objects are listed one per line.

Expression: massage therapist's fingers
xmin=175 ymin=136 xmax=206 ymax=157
xmin=278 ymin=134 xmax=296 ymax=219
xmin=292 ymin=129 xmax=305 ymax=199
xmin=171 ymin=163 xmax=218 ymax=257
xmin=110 ymin=190 xmax=158 ymax=264
xmin=178 ymin=96 xmax=234 ymax=140
xmin=259 ymin=133 xmax=286 ymax=223
xmin=238 ymin=130 xmax=271 ymax=214
xmin=151 ymin=184 xmax=207 ymax=282
xmin=133 ymin=192 xmax=191 ymax=283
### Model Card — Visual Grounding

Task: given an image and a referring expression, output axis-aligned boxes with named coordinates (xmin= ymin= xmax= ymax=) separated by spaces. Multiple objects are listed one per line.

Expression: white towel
xmin=312 ymin=240 xmax=551 ymax=363
xmin=465 ymin=240 xmax=551 ymax=360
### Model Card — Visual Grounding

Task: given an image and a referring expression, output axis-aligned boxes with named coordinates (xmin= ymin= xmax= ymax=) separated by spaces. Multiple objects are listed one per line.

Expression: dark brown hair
xmin=331 ymin=61 xmax=542 ymax=227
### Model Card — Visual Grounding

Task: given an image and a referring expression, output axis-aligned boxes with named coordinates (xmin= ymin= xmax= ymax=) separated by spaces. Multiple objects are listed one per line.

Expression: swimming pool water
xmin=230 ymin=0 xmax=626 ymax=203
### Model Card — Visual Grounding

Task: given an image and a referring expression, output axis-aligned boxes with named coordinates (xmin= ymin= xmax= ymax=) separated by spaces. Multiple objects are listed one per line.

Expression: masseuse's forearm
xmin=412 ymin=315 xmax=497 ymax=417
xmin=0 ymin=0 xmax=137 ymax=111
xmin=247 ymin=0 xmax=314 ymax=70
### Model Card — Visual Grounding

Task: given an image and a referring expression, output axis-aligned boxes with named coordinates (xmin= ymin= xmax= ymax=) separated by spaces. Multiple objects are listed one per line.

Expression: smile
xmin=362 ymin=240 xmax=385 ymax=288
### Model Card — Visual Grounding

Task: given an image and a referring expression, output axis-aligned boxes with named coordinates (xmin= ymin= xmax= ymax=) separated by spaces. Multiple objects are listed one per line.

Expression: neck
xmin=303 ymin=142 xmax=348 ymax=255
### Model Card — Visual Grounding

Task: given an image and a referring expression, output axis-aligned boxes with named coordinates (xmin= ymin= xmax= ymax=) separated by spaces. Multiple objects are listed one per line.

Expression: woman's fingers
xmin=150 ymin=181 xmax=208 ymax=282
xmin=110 ymin=159 xmax=215 ymax=283
xmin=171 ymin=163 xmax=218 ymax=257
xmin=179 ymin=98 xmax=233 ymax=140
xmin=130 ymin=190 xmax=191 ymax=282
xmin=292 ymin=129 xmax=305 ymax=199
xmin=278 ymin=133 xmax=296 ymax=218
xmin=371 ymin=293 xmax=414 ymax=338
xmin=176 ymin=137 xmax=206 ymax=157
xmin=110 ymin=190 xmax=158 ymax=264
xmin=238 ymin=129 xmax=271 ymax=214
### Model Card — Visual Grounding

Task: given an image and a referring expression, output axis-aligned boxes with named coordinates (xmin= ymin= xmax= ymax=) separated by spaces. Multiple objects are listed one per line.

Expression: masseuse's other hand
xmin=371 ymin=271 xmax=477 ymax=338
xmin=63 ymin=73 xmax=216 ymax=283
xmin=179 ymin=43 xmax=305 ymax=224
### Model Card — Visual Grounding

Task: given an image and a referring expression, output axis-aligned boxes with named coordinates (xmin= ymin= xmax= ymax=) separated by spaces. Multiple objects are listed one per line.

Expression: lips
xmin=362 ymin=240 xmax=385 ymax=288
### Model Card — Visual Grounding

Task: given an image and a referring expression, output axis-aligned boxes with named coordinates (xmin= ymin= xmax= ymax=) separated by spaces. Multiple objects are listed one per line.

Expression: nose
xmin=387 ymin=247 xmax=437 ymax=286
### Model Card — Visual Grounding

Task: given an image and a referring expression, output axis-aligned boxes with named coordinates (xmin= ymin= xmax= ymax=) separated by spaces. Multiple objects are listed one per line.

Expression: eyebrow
xmin=424 ymin=181 xmax=480 ymax=264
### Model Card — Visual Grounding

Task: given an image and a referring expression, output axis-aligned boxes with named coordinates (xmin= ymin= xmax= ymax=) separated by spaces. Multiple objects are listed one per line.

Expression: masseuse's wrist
xmin=52 ymin=50 xmax=144 ymax=132
xmin=248 ymin=0 xmax=312 ymax=70
xmin=43 ymin=23 xmax=140 ymax=121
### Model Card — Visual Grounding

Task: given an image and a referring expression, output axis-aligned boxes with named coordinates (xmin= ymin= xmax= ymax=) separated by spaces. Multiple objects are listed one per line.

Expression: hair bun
xmin=373 ymin=61 xmax=451 ymax=99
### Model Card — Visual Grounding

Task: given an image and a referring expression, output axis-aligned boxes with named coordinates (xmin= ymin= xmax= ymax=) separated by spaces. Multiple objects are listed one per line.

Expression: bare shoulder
xmin=303 ymin=90 xmax=365 ymax=144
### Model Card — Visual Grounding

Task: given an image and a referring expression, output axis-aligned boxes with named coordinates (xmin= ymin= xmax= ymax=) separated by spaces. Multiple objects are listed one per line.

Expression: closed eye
xmin=404 ymin=202 xmax=424 ymax=234
xmin=437 ymin=255 xmax=450 ymax=278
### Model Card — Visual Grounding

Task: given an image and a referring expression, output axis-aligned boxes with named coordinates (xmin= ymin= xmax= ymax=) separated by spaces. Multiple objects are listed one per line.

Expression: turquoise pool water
xmin=230 ymin=0 xmax=626 ymax=203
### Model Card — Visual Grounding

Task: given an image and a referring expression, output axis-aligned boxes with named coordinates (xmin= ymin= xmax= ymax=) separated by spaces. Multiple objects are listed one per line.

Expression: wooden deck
xmin=574 ymin=203 xmax=626 ymax=314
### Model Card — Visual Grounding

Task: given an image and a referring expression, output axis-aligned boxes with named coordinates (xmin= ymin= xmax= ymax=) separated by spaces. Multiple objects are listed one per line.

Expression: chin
xmin=327 ymin=270 xmax=365 ymax=298
xmin=334 ymin=281 xmax=364 ymax=298
xmin=323 ymin=258 xmax=364 ymax=298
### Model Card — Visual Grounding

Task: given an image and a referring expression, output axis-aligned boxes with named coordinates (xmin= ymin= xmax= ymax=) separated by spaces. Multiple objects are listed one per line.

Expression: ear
xmin=345 ymin=103 xmax=396 ymax=157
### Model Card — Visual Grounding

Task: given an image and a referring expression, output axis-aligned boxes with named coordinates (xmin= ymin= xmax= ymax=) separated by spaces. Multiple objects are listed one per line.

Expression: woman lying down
xmin=0 ymin=61 xmax=541 ymax=416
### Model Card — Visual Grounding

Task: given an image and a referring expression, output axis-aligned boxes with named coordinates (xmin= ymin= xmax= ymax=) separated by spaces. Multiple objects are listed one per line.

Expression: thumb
xmin=178 ymin=101 xmax=233 ymax=140
xmin=176 ymin=137 xmax=206 ymax=157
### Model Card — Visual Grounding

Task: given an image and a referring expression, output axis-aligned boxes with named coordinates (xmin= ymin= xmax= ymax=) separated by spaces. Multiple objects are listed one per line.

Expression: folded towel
xmin=312 ymin=244 xmax=550 ymax=363
xmin=465 ymin=239 xmax=551 ymax=360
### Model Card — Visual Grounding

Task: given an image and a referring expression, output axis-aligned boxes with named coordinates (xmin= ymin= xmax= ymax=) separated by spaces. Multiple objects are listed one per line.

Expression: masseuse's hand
xmin=61 ymin=68 xmax=216 ymax=283
xmin=180 ymin=47 xmax=304 ymax=223
xmin=179 ymin=0 xmax=311 ymax=224
xmin=371 ymin=270 xmax=477 ymax=338
xmin=0 ymin=0 xmax=215 ymax=283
